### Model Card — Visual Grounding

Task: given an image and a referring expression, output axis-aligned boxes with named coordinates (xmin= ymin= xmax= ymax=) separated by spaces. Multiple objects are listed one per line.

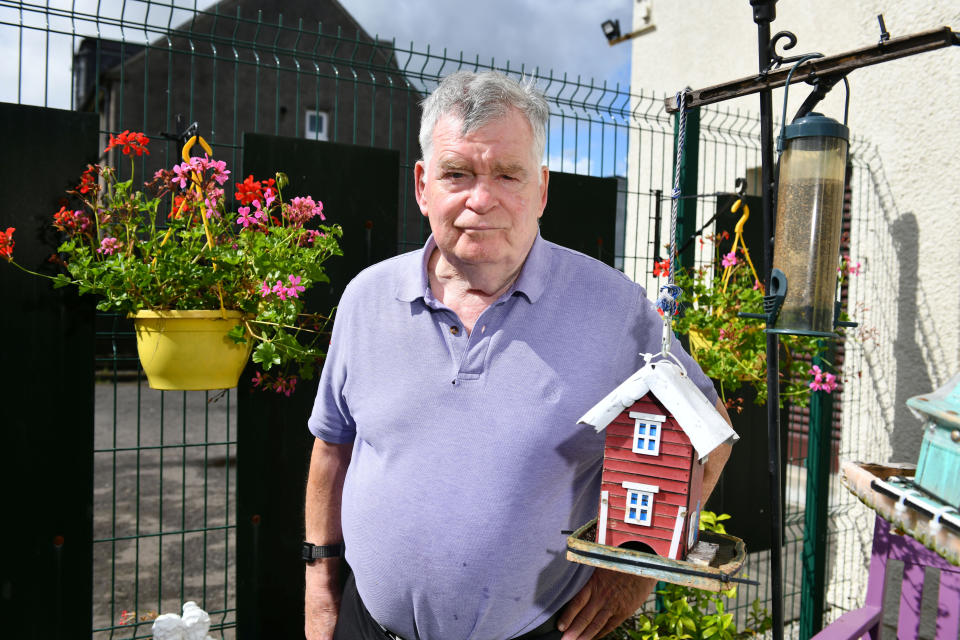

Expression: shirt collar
xmin=394 ymin=233 xmax=551 ymax=305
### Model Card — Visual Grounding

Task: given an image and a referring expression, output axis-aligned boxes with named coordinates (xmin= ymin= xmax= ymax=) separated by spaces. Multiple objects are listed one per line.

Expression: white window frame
xmin=629 ymin=411 xmax=665 ymax=456
xmin=622 ymin=481 xmax=658 ymax=527
xmin=304 ymin=109 xmax=329 ymax=141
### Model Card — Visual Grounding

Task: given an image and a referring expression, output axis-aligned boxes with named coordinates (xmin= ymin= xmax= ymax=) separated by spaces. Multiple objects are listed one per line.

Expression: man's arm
xmin=557 ymin=396 xmax=735 ymax=640
xmin=304 ymin=438 xmax=352 ymax=640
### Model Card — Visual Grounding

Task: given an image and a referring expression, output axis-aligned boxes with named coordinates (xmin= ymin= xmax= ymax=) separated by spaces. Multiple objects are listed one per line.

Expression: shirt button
xmin=450 ymin=326 xmax=460 ymax=335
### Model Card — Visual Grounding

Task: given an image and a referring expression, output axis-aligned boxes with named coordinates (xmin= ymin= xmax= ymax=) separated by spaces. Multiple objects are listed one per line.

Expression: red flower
xmin=77 ymin=164 xmax=100 ymax=194
xmin=168 ymin=194 xmax=189 ymax=220
xmin=652 ymin=259 xmax=670 ymax=277
xmin=234 ymin=175 xmax=275 ymax=206
xmin=104 ymin=130 xmax=150 ymax=156
xmin=53 ymin=206 xmax=92 ymax=234
xmin=0 ymin=227 xmax=15 ymax=261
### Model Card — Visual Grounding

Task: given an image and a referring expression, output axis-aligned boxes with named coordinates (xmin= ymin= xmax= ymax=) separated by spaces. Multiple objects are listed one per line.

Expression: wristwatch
xmin=301 ymin=541 xmax=344 ymax=564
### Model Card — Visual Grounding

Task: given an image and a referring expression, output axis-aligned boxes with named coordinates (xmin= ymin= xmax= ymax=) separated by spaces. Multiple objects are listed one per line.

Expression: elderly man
xmin=304 ymin=70 xmax=732 ymax=640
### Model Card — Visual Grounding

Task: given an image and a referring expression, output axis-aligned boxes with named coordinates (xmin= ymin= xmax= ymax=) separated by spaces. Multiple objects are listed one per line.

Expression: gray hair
xmin=419 ymin=70 xmax=549 ymax=165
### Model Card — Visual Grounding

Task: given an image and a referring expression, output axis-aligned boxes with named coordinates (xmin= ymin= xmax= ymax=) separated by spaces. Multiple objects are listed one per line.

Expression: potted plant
xmin=2 ymin=131 xmax=342 ymax=392
xmin=655 ymin=230 xmax=841 ymax=410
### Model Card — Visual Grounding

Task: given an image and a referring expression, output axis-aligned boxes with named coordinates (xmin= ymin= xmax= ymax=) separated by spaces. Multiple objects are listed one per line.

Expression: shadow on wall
xmin=890 ymin=212 xmax=932 ymax=462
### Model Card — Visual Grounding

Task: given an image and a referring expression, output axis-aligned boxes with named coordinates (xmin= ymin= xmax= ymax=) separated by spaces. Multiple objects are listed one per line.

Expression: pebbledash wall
xmin=626 ymin=0 xmax=960 ymax=623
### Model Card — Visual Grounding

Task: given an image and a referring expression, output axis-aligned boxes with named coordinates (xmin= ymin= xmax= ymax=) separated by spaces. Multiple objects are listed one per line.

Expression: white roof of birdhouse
xmin=578 ymin=356 xmax=738 ymax=460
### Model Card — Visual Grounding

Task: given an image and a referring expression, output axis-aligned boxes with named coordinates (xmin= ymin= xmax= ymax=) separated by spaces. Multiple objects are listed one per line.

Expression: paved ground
xmin=93 ymin=380 xmax=237 ymax=639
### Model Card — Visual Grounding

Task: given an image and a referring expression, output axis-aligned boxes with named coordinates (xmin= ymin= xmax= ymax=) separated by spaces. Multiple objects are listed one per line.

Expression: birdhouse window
xmin=622 ymin=481 xmax=659 ymax=526
xmin=629 ymin=411 xmax=665 ymax=456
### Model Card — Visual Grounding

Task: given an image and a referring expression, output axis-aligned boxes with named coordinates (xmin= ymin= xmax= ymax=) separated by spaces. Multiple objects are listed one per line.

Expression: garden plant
xmin=2 ymin=130 xmax=342 ymax=394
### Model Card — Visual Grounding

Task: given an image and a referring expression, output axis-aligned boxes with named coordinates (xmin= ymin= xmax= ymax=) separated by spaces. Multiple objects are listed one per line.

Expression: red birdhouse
xmin=578 ymin=357 xmax=738 ymax=561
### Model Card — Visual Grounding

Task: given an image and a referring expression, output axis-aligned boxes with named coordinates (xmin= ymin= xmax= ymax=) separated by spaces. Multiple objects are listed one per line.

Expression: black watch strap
xmin=302 ymin=541 xmax=343 ymax=562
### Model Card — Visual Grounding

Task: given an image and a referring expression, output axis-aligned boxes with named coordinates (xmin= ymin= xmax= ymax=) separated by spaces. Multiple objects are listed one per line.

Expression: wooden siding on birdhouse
xmin=599 ymin=397 xmax=704 ymax=558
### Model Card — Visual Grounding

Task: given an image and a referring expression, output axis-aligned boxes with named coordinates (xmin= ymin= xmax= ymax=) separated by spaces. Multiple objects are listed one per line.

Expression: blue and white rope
xmin=659 ymin=90 xmax=687 ymax=355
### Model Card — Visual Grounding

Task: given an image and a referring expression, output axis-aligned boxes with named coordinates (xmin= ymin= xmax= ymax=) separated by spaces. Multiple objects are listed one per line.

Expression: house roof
xmin=578 ymin=356 xmax=738 ymax=460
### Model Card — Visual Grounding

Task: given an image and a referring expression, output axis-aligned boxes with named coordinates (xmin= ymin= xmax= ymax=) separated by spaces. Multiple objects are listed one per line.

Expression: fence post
xmin=799 ymin=342 xmax=834 ymax=639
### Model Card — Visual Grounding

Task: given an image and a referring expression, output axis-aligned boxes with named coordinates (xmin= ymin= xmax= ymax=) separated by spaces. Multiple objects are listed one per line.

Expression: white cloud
xmin=339 ymin=0 xmax=632 ymax=86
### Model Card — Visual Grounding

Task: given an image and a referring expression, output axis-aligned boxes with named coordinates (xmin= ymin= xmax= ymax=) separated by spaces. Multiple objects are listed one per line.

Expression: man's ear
xmin=537 ymin=165 xmax=549 ymax=218
xmin=414 ymin=161 xmax=429 ymax=217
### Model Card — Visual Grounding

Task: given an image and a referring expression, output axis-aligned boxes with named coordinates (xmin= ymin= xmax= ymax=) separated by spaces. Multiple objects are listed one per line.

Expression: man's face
xmin=415 ymin=108 xmax=549 ymax=272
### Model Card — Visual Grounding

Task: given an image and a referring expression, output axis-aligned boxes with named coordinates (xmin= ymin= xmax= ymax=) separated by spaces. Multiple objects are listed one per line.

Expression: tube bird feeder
xmin=768 ymin=75 xmax=850 ymax=337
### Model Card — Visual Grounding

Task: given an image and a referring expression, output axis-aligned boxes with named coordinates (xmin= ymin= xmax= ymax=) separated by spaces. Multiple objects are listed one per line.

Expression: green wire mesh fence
xmin=1 ymin=0 xmax=894 ymax=637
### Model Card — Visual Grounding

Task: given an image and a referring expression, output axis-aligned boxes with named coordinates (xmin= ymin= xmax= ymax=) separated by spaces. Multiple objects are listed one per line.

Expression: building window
xmin=622 ymin=481 xmax=658 ymax=527
xmin=629 ymin=411 xmax=665 ymax=456
xmin=304 ymin=109 xmax=329 ymax=141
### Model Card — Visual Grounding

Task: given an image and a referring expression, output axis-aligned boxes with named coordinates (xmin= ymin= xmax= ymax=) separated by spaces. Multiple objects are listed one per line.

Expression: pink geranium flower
xmin=172 ymin=162 xmax=191 ymax=189
xmin=286 ymin=196 xmax=325 ymax=226
xmin=808 ymin=365 xmax=838 ymax=393
xmin=236 ymin=206 xmax=259 ymax=228
xmin=97 ymin=236 xmax=122 ymax=255
xmin=285 ymin=275 xmax=306 ymax=299
xmin=721 ymin=251 xmax=738 ymax=268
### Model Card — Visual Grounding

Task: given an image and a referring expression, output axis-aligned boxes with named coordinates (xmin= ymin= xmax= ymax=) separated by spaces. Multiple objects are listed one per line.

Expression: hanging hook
xmin=735 ymin=177 xmax=747 ymax=200
xmin=777 ymin=53 xmax=824 ymax=154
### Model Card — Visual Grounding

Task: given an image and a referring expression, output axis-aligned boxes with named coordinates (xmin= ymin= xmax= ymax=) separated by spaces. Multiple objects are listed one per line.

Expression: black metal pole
xmin=750 ymin=2 xmax=784 ymax=639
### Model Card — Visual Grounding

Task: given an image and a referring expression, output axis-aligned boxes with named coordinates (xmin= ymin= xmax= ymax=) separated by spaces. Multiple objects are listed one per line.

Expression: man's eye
xmin=444 ymin=172 xmax=466 ymax=180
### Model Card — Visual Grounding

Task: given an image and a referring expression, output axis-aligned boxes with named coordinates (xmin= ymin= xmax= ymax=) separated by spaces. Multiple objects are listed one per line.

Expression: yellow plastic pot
xmin=132 ymin=310 xmax=253 ymax=390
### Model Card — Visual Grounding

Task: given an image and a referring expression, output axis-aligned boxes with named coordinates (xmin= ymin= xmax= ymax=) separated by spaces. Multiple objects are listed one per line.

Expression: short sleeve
xmin=307 ymin=294 xmax=357 ymax=444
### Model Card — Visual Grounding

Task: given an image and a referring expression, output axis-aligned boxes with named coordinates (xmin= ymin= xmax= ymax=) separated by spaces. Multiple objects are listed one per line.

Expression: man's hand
xmin=557 ymin=568 xmax=655 ymax=640
xmin=304 ymin=563 xmax=340 ymax=640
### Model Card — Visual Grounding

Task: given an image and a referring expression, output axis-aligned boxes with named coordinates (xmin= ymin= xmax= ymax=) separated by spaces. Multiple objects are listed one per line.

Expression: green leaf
xmin=227 ymin=324 xmax=249 ymax=344
xmin=252 ymin=342 xmax=281 ymax=369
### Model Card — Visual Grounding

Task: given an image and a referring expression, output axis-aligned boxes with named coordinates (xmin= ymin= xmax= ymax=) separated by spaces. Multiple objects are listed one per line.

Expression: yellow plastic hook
xmin=181 ymin=135 xmax=214 ymax=162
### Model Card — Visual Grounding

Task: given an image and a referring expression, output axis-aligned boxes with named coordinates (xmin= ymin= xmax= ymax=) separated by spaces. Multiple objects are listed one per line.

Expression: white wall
xmin=629 ymin=0 xmax=960 ymax=459
xmin=628 ymin=0 xmax=960 ymax=617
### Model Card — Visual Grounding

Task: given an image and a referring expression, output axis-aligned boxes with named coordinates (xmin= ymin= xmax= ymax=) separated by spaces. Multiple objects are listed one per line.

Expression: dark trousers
xmin=333 ymin=573 xmax=562 ymax=640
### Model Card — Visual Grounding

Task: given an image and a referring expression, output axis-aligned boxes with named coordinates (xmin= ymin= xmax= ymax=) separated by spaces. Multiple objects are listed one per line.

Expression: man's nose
xmin=465 ymin=176 xmax=496 ymax=213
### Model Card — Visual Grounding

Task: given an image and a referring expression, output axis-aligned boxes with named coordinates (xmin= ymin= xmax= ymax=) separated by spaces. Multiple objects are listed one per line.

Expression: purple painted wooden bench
xmin=812 ymin=514 xmax=960 ymax=640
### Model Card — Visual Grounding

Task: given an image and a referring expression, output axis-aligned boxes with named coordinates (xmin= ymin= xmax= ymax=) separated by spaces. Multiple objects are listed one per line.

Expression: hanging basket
xmin=132 ymin=310 xmax=253 ymax=390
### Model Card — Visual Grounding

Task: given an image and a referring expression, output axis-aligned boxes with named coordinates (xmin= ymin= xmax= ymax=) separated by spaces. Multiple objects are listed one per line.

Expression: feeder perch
xmin=567 ymin=357 xmax=752 ymax=588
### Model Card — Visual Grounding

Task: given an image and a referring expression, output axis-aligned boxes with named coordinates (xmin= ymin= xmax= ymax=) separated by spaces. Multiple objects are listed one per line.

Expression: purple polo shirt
xmin=308 ymin=235 xmax=717 ymax=640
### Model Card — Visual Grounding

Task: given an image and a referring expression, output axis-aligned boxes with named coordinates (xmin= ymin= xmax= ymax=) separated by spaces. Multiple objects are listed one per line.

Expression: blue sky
xmin=0 ymin=0 xmax=633 ymax=109
xmin=339 ymin=0 xmax=632 ymax=88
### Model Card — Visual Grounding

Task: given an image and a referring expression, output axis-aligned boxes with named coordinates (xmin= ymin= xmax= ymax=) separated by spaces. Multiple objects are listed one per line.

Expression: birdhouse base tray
xmin=566 ymin=519 xmax=753 ymax=592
